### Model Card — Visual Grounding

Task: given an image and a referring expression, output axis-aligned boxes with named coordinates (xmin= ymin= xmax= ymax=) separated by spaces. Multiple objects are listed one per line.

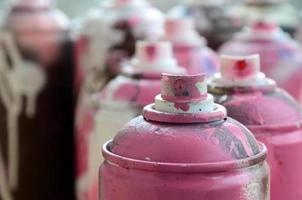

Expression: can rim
xmin=142 ymin=104 xmax=227 ymax=124
xmin=102 ymin=141 xmax=267 ymax=173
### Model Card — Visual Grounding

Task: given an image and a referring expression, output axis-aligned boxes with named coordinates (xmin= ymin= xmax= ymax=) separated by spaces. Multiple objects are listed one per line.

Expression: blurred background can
xmin=208 ymin=54 xmax=302 ymax=200
xmin=0 ymin=0 xmax=75 ymax=199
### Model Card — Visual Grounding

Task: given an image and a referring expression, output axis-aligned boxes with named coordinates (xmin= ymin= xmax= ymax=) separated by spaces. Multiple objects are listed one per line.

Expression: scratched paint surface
xmin=210 ymin=79 xmax=302 ymax=200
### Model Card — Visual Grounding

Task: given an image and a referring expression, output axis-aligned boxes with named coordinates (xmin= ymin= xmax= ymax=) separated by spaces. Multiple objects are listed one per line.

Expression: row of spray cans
xmin=0 ymin=0 xmax=301 ymax=199
xmin=76 ymin=0 xmax=302 ymax=200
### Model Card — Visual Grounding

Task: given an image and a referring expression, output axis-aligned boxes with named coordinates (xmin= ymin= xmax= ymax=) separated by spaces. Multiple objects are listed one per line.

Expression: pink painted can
xmin=74 ymin=0 xmax=164 ymax=94
xmin=75 ymin=41 xmax=186 ymax=200
xmin=164 ymin=17 xmax=219 ymax=76
xmin=233 ymin=0 xmax=300 ymax=37
xmin=208 ymin=54 xmax=302 ymax=200
xmin=219 ymin=21 xmax=302 ymax=104
xmin=100 ymin=73 xmax=270 ymax=200
xmin=168 ymin=0 xmax=243 ymax=50
xmin=0 ymin=0 xmax=74 ymax=199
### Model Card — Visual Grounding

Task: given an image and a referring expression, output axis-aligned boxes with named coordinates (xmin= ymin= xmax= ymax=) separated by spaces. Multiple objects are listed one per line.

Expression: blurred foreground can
xmin=75 ymin=41 xmax=185 ymax=200
xmin=208 ymin=54 xmax=302 ymax=200
xmin=219 ymin=20 xmax=302 ymax=104
xmin=0 ymin=0 xmax=75 ymax=199
xmin=74 ymin=0 xmax=164 ymax=94
xmin=100 ymin=73 xmax=270 ymax=200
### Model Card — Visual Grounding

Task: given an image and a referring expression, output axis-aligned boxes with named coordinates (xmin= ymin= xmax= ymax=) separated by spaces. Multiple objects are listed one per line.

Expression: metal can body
xmin=0 ymin=2 xmax=75 ymax=200
xmin=100 ymin=116 xmax=269 ymax=200
xmin=101 ymin=151 xmax=269 ymax=200
xmin=210 ymin=86 xmax=302 ymax=200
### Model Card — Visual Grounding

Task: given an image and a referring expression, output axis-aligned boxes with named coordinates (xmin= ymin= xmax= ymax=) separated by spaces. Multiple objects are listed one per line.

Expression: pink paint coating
xmin=209 ymin=61 xmax=302 ymax=200
xmin=100 ymin=74 xmax=269 ymax=200
xmin=144 ymin=44 xmax=158 ymax=62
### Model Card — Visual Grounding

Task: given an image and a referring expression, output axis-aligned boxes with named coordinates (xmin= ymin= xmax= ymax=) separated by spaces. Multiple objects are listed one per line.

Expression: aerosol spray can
xmin=219 ymin=20 xmax=302 ymax=103
xmin=76 ymin=41 xmax=185 ymax=200
xmin=208 ymin=54 xmax=302 ymax=200
xmin=74 ymin=0 xmax=164 ymax=94
xmin=163 ymin=17 xmax=219 ymax=76
xmin=169 ymin=0 xmax=243 ymax=50
xmin=0 ymin=0 xmax=75 ymax=199
xmin=100 ymin=73 xmax=270 ymax=200
xmin=233 ymin=0 xmax=300 ymax=37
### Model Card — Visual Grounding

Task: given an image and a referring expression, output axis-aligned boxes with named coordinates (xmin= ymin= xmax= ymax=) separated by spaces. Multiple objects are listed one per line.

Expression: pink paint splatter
xmin=174 ymin=79 xmax=187 ymax=97
xmin=233 ymin=60 xmax=255 ymax=79
xmin=252 ymin=21 xmax=276 ymax=31
xmin=145 ymin=45 xmax=157 ymax=61
xmin=174 ymin=103 xmax=190 ymax=111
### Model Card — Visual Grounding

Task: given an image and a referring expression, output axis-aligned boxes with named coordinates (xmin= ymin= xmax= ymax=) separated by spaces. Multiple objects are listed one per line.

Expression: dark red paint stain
xmin=236 ymin=60 xmax=247 ymax=71
xmin=253 ymin=21 xmax=276 ymax=31
xmin=174 ymin=103 xmax=190 ymax=111
xmin=145 ymin=45 xmax=157 ymax=61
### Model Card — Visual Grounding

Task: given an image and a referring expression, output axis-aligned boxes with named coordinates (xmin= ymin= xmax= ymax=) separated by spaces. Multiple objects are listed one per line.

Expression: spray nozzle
xmin=130 ymin=41 xmax=183 ymax=74
xmin=160 ymin=73 xmax=208 ymax=103
xmin=154 ymin=73 xmax=214 ymax=114
xmin=220 ymin=54 xmax=260 ymax=81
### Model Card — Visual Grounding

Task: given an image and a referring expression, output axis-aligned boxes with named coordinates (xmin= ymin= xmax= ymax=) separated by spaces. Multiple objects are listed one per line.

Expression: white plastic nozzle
xmin=220 ymin=54 xmax=261 ymax=81
xmin=131 ymin=41 xmax=182 ymax=73
xmin=155 ymin=74 xmax=215 ymax=114
xmin=164 ymin=17 xmax=205 ymax=46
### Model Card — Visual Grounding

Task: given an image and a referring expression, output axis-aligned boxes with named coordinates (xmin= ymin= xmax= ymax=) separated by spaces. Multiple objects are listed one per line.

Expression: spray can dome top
xmin=125 ymin=41 xmax=186 ymax=76
xmin=164 ymin=17 xmax=206 ymax=46
xmin=10 ymin=0 xmax=53 ymax=8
